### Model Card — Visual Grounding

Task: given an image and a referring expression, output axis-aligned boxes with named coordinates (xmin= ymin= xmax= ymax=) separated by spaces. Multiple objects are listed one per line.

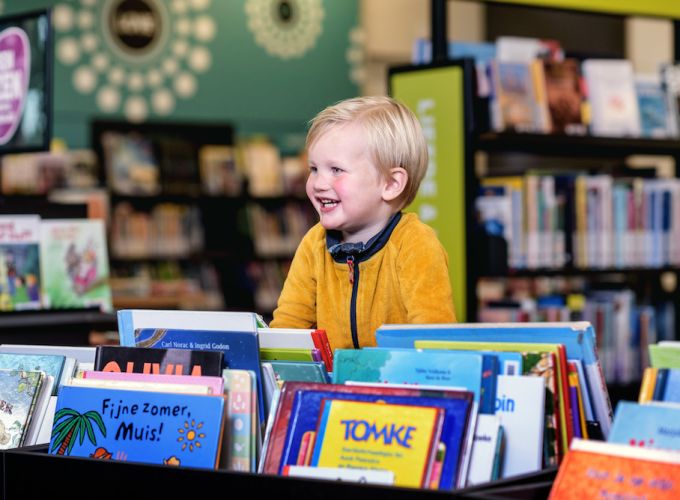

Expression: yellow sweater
xmin=270 ymin=212 xmax=457 ymax=351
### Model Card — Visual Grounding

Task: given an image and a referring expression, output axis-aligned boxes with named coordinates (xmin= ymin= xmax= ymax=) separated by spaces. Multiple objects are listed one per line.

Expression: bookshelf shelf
xmin=479 ymin=266 xmax=680 ymax=278
xmin=476 ymin=132 xmax=680 ymax=157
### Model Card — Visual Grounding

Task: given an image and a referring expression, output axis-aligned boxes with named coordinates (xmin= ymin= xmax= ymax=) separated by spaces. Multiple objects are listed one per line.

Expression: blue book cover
xmin=375 ymin=321 xmax=613 ymax=437
xmin=660 ymin=369 xmax=680 ymax=402
xmin=609 ymin=400 xmax=680 ymax=450
xmin=280 ymin=387 xmax=473 ymax=490
xmin=332 ymin=348 xmax=498 ymax=415
xmin=129 ymin=328 xmax=265 ymax=425
xmin=0 ymin=352 xmax=65 ymax=396
xmin=49 ymin=385 xmax=226 ymax=468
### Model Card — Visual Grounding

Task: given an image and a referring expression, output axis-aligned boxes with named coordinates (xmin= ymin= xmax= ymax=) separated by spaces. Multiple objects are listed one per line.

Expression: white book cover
xmin=35 ymin=395 xmax=58 ymax=445
xmin=257 ymin=327 xmax=315 ymax=349
xmin=66 ymin=377 xmax=213 ymax=394
xmin=495 ymin=375 xmax=545 ymax=478
xmin=583 ymin=59 xmax=641 ymax=137
xmin=466 ymin=413 xmax=502 ymax=486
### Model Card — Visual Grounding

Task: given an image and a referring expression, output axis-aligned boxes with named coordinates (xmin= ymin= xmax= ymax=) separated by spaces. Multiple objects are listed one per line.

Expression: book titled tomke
xmin=309 ymin=399 xmax=444 ymax=489
xmin=49 ymin=385 xmax=226 ymax=469
xmin=280 ymin=386 xmax=473 ymax=490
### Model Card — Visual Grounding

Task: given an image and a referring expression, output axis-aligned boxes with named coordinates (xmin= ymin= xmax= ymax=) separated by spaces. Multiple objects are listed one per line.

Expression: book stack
xmin=258 ymin=321 xmax=611 ymax=490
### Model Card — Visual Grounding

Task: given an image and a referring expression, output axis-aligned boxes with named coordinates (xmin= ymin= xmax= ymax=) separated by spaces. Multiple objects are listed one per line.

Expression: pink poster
xmin=0 ymin=27 xmax=30 ymax=145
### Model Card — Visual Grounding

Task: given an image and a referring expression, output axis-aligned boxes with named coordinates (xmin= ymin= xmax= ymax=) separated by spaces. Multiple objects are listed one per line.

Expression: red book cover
xmin=311 ymin=328 xmax=333 ymax=372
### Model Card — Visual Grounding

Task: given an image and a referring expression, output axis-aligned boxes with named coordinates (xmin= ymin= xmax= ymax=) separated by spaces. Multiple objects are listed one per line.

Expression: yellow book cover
xmin=309 ymin=399 xmax=443 ymax=488
xmin=638 ymin=367 xmax=658 ymax=403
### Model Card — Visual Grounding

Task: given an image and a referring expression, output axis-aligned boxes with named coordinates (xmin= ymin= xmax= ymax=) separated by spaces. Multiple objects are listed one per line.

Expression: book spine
xmin=117 ymin=310 xmax=134 ymax=346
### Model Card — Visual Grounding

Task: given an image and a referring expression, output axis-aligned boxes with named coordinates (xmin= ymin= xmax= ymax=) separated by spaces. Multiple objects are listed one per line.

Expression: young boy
xmin=270 ymin=95 xmax=456 ymax=350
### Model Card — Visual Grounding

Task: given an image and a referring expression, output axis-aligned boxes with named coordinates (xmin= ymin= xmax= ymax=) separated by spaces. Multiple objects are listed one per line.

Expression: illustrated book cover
xmin=49 ymin=385 xmax=226 ymax=469
xmin=280 ymin=386 xmax=473 ymax=490
xmin=0 ymin=215 xmax=42 ymax=311
xmin=0 ymin=352 xmax=65 ymax=396
xmin=609 ymin=400 xmax=680 ymax=451
xmin=39 ymin=219 xmax=112 ymax=311
xmin=0 ymin=368 xmax=44 ymax=449
xmin=309 ymin=398 xmax=444 ymax=489
xmin=93 ymin=345 xmax=224 ymax=377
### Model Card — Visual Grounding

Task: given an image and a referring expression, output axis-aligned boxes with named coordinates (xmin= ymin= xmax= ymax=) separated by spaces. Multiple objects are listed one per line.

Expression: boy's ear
xmin=382 ymin=167 xmax=408 ymax=202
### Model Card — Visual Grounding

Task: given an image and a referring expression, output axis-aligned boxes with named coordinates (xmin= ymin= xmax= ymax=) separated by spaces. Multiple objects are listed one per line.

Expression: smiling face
xmin=306 ymin=122 xmax=397 ymax=244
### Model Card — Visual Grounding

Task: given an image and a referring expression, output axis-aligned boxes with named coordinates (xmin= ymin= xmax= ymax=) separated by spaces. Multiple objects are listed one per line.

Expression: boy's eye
xmin=309 ymin=166 xmax=317 ymax=173
xmin=331 ymin=167 xmax=343 ymax=174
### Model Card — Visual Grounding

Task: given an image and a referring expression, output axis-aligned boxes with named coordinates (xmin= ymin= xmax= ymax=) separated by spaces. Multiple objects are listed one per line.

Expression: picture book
xmin=0 ymin=368 xmax=44 ymax=449
xmin=649 ymin=344 xmax=680 ymax=369
xmin=494 ymin=375 xmax=545 ymax=478
xmin=116 ymin=309 xmax=263 ymax=346
xmin=653 ymin=368 xmax=680 ymax=403
xmin=36 ymin=394 xmax=58 ymax=445
xmin=156 ymin=136 xmax=200 ymax=195
xmin=406 ymin=338 xmax=564 ymax=465
xmin=609 ymin=400 xmax=680 ymax=451
xmin=257 ymin=327 xmax=333 ymax=372
xmin=101 ymin=130 xmax=161 ymax=196
xmin=127 ymin=327 xmax=264 ymax=424
xmin=220 ymin=369 xmax=255 ymax=472
xmin=550 ymin=438 xmax=680 ymax=498
xmin=82 ymin=370 xmax=225 ymax=395
xmin=49 ymin=385 xmax=227 ymax=469
xmin=639 ymin=367 xmax=657 ymax=403
xmin=466 ymin=414 xmax=502 ymax=486
xmin=198 ymin=144 xmax=243 ymax=196
xmin=635 ymin=73 xmax=677 ymax=138
xmin=375 ymin=321 xmax=612 ymax=438
xmin=490 ymin=60 xmax=542 ymax=133
xmin=413 ymin=341 xmax=523 ymax=375
xmin=68 ymin=377 xmax=213 ymax=395
xmin=39 ymin=219 xmax=112 ymax=311
xmin=261 ymin=382 xmax=473 ymax=481
xmin=332 ymin=348 xmax=498 ymax=415
xmin=309 ymin=399 xmax=444 ymax=489
xmin=582 ymin=59 xmax=640 ymax=137
xmin=268 ymin=360 xmax=330 ymax=384
xmin=280 ymin=386 xmax=473 ymax=490
xmin=93 ymin=345 xmax=224 ymax=377
xmin=22 ymin=374 xmax=55 ymax=446
xmin=0 ymin=352 xmax=65 ymax=396
xmin=543 ymin=58 xmax=587 ymax=135
xmin=260 ymin=347 xmax=317 ymax=362
xmin=0 ymin=215 xmax=41 ymax=311
xmin=0 ymin=344 xmax=97 ymax=365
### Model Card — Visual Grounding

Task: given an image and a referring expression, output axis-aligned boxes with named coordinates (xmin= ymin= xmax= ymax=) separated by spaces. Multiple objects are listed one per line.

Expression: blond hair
xmin=306 ymin=95 xmax=428 ymax=209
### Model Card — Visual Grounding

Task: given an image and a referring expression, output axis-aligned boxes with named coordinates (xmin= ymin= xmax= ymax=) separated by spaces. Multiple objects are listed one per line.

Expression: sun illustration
xmin=177 ymin=419 xmax=206 ymax=452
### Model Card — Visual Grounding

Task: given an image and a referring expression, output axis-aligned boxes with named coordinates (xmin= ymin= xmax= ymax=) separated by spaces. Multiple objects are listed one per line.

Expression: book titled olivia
xmin=93 ymin=345 xmax=224 ymax=377
xmin=49 ymin=385 xmax=226 ymax=469
xmin=309 ymin=399 xmax=444 ymax=489
xmin=81 ymin=370 xmax=225 ymax=395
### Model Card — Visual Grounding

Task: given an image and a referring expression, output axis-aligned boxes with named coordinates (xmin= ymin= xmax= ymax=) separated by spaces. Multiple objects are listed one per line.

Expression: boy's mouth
xmin=319 ymin=198 xmax=339 ymax=208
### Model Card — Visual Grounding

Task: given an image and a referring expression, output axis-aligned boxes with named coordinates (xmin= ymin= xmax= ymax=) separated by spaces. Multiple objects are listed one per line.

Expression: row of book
xmin=0 ymin=215 xmax=112 ymax=312
xmin=110 ymin=201 xmax=204 ymax=259
xmin=549 ymin=341 xmax=680 ymax=497
xmin=413 ymin=36 xmax=680 ymax=139
xmin=477 ymin=173 xmax=680 ymax=270
xmin=12 ymin=310 xmax=609 ymax=492
xmin=247 ymin=202 xmax=317 ymax=258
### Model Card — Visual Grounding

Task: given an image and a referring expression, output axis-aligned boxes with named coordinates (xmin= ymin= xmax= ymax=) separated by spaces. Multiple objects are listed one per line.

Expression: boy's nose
xmin=311 ymin=172 xmax=331 ymax=191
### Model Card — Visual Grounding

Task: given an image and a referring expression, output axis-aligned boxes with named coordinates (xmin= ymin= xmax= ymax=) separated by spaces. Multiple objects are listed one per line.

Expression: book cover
xmin=491 ymin=60 xmax=539 ymax=133
xmin=413 ymin=342 xmax=523 ymax=376
xmin=0 ymin=368 xmax=44 ymax=449
xmin=543 ymin=58 xmax=587 ymax=135
xmin=156 ymin=136 xmax=200 ymax=196
xmin=39 ymin=219 xmax=112 ymax=311
xmin=101 ymin=130 xmax=161 ymax=196
xmin=269 ymin=360 xmax=330 ymax=384
xmin=550 ymin=438 xmax=680 ymax=498
xmin=22 ymin=374 xmax=55 ymax=446
xmin=309 ymin=399 xmax=444 ymax=489
xmin=68 ymin=376 xmax=213 ymax=395
xmin=280 ymin=386 xmax=473 ymax=490
xmin=332 ymin=348 xmax=498 ymax=415
xmin=260 ymin=347 xmax=316 ymax=362
xmin=93 ymin=345 xmax=224 ymax=377
xmin=82 ymin=370 xmax=224 ymax=395
xmin=49 ymin=385 xmax=226 ymax=469
xmin=0 ymin=344 xmax=97 ymax=365
xmin=635 ymin=74 xmax=677 ymax=138
xmin=494 ymin=375 xmax=545 ymax=478
xmin=198 ymin=144 xmax=243 ymax=196
xmin=257 ymin=327 xmax=334 ymax=373
xmin=375 ymin=321 xmax=612 ymax=438
xmin=466 ymin=414 xmax=502 ymax=486
xmin=130 ymin=327 xmax=264 ymax=424
xmin=0 ymin=215 xmax=41 ymax=311
xmin=0 ymin=352 xmax=65 ymax=396
xmin=221 ymin=369 xmax=254 ymax=472
xmin=609 ymin=400 xmax=680 ymax=450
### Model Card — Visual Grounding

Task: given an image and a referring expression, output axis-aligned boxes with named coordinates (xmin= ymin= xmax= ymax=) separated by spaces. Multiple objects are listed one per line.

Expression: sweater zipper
xmin=347 ymin=255 xmax=360 ymax=348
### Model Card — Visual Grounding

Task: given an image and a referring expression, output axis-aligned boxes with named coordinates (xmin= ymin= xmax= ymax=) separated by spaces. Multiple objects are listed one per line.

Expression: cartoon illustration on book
xmin=64 ymin=240 xmax=102 ymax=295
xmin=50 ymin=408 xmax=106 ymax=456
xmin=0 ymin=241 xmax=41 ymax=311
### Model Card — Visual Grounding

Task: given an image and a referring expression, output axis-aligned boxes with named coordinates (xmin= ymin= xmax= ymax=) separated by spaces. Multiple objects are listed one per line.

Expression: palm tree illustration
xmin=50 ymin=408 xmax=106 ymax=456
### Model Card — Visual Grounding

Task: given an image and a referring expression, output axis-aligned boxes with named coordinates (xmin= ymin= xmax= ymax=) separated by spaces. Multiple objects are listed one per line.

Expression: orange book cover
xmin=551 ymin=439 xmax=680 ymax=499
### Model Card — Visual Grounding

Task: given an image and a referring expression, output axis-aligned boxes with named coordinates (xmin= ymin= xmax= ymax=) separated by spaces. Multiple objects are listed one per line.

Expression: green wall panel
xmin=3 ymin=0 xmax=359 ymax=149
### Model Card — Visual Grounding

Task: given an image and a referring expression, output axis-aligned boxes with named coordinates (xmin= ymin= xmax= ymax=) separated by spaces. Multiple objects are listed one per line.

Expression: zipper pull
xmin=346 ymin=255 xmax=355 ymax=284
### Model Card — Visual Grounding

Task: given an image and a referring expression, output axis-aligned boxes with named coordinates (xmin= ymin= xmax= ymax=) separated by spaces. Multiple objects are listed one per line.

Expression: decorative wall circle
xmin=244 ymin=0 xmax=324 ymax=60
xmin=53 ymin=0 xmax=216 ymax=122
xmin=346 ymin=26 xmax=367 ymax=86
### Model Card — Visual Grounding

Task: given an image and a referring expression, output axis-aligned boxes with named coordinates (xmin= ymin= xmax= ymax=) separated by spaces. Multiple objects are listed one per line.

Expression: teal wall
xmin=4 ymin=0 xmax=360 ymax=152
